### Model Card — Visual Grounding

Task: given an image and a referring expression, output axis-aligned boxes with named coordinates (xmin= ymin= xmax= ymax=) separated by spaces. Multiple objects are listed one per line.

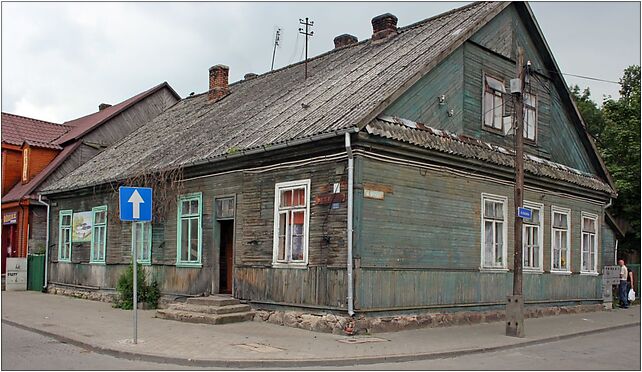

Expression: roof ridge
xmin=1 ymin=112 xmax=67 ymax=127
xmin=209 ymin=2 xmax=495 ymax=93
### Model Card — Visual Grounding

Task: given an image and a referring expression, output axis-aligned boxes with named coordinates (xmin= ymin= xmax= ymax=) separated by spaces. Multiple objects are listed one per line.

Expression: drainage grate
xmin=235 ymin=343 xmax=284 ymax=353
xmin=337 ymin=337 xmax=388 ymax=344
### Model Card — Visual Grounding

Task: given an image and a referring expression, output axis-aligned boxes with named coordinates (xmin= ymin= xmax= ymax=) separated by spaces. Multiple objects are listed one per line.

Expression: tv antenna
xmin=271 ymin=28 xmax=282 ymax=71
xmin=298 ymin=17 xmax=314 ymax=79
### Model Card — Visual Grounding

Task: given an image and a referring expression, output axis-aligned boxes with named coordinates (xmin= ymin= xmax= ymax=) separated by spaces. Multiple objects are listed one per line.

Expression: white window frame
xmin=483 ymin=74 xmax=506 ymax=131
xmin=90 ymin=205 xmax=108 ymax=264
xmin=480 ymin=193 xmax=508 ymax=271
xmin=132 ymin=221 xmax=152 ymax=265
xmin=550 ymin=206 xmax=571 ymax=274
xmin=272 ymin=179 xmax=311 ymax=267
xmin=58 ymin=210 xmax=73 ymax=262
xmin=580 ymin=212 xmax=599 ymax=275
xmin=522 ymin=201 xmax=544 ymax=273
xmin=523 ymin=93 xmax=537 ymax=141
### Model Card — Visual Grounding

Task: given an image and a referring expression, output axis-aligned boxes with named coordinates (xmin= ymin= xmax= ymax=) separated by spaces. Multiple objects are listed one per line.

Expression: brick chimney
xmin=98 ymin=103 xmax=112 ymax=111
xmin=208 ymin=64 xmax=229 ymax=101
xmin=334 ymin=34 xmax=358 ymax=49
xmin=371 ymin=13 xmax=398 ymax=41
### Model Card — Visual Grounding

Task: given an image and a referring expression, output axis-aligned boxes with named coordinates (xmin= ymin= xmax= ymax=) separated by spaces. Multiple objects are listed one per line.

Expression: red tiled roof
xmin=1 ymin=141 xmax=82 ymax=203
xmin=1 ymin=113 xmax=71 ymax=150
xmin=54 ymin=82 xmax=180 ymax=145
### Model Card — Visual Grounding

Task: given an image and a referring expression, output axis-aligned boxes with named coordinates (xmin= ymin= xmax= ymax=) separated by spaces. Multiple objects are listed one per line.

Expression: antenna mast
xmin=298 ymin=17 xmax=314 ymax=79
xmin=271 ymin=28 xmax=282 ymax=71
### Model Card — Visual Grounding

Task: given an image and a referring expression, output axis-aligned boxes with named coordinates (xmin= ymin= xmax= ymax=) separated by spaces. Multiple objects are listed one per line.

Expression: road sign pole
xmin=133 ymin=224 xmax=138 ymax=345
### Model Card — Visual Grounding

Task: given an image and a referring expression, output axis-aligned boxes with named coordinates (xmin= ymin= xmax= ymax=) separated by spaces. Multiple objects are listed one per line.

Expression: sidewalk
xmin=1 ymin=291 xmax=639 ymax=368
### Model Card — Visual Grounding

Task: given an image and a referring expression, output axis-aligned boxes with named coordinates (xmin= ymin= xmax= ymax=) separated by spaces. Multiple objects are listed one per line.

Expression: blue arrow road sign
xmin=518 ymin=207 xmax=532 ymax=219
xmin=119 ymin=187 xmax=152 ymax=222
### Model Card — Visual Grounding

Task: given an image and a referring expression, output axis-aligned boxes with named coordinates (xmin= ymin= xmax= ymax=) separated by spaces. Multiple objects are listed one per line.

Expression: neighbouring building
xmin=41 ymin=2 xmax=619 ymax=317
xmin=2 ymin=82 xmax=180 ymax=281
xmin=2 ymin=113 xmax=71 ymax=275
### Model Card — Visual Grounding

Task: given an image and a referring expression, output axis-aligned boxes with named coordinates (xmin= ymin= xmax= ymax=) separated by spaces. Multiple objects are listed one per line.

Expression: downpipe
xmin=345 ymin=133 xmax=355 ymax=317
xmin=36 ymin=194 xmax=50 ymax=291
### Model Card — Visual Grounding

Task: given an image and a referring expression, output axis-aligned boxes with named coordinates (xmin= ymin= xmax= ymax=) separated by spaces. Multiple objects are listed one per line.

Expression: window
xmin=523 ymin=93 xmax=537 ymax=141
xmin=132 ymin=222 xmax=152 ymax=264
xmin=177 ymin=193 xmax=202 ymax=266
xmin=581 ymin=213 xmax=598 ymax=273
xmin=551 ymin=207 xmax=571 ymax=273
xmin=273 ymin=180 xmax=311 ymax=265
xmin=58 ymin=210 xmax=72 ymax=262
xmin=481 ymin=194 xmax=507 ymax=269
xmin=522 ymin=202 xmax=543 ymax=271
xmin=90 ymin=206 xmax=107 ymax=263
xmin=483 ymin=75 xmax=506 ymax=130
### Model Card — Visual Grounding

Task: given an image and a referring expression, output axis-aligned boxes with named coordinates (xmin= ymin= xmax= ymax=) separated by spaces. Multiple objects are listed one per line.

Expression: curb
xmin=3 ymin=318 xmax=640 ymax=368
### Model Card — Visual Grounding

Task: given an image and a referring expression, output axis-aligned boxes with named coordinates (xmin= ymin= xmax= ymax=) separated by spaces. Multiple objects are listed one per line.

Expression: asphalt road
xmin=1 ymin=322 xmax=640 ymax=370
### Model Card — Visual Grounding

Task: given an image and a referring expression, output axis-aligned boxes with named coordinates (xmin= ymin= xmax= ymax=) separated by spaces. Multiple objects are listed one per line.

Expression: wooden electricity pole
xmin=507 ymin=47 xmax=526 ymax=338
xmin=513 ymin=47 xmax=525 ymax=298
xmin=298 ymin=18 xmax=314 ymax=79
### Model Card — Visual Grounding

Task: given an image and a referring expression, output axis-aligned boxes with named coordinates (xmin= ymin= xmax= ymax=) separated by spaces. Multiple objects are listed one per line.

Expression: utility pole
xmin=298 ymin=17 xmax=314 ymax=79
xmin=507 ymin=46 xmax=526 ymax=338
xmin=271 ymin=28 xmax=281 ymax=71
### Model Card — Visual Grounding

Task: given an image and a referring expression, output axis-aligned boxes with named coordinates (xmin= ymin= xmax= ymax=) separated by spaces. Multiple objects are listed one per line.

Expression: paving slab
xmin=1 ymin=292 xmax=639 ymax=368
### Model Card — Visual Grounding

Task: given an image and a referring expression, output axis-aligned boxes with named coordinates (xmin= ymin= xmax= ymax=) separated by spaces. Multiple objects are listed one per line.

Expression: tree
xmin=599 ymin=66 xmax=641 ymax=254
xmin=570 ymin=85 xmax=606 ymax=142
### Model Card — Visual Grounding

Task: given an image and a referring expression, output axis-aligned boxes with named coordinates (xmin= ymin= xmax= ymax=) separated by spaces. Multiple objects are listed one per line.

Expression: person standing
xmin=618 ymin=259 xmax=629 ymax=308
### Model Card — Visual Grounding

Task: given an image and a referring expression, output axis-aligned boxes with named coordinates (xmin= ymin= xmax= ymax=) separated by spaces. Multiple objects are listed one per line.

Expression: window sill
xmin=580 ymin=271 xmax=599 ymax=276
xmin=89 ymin=261 xmax=106 ymax=265
xmin=137 ymin=261 xmax=152 ymax=266
xmin=550 ymin=270 xmax=572 ymax=275
xmin=176 ymin=262 xmax=202 ymax=268
xmin=272 ymin=262 xmax=308 ymax=269
xmin=57 ymin=259 xmax=72 ymax=263
xmin=523 ymin=268 xmax=544 ymax=274
xmin=480 ymin=267 xmax=509 ymax=273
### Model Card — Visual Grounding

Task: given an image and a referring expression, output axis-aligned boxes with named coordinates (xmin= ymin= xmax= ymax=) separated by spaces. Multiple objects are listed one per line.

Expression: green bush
xmin=115 ymin=262 xmax=160 ymax=310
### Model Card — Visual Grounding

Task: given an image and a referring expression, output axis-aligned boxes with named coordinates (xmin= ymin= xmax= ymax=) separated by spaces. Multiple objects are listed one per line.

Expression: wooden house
xmin=41 ymin=2 xmax=618 ymax=315
xmin=2 ymin=82 xmax=179 ymax=282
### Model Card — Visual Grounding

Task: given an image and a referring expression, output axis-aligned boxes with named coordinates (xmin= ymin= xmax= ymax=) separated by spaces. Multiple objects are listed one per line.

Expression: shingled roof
xmin=1 ymin=112 xmax=71 ymax=150
xmin=43 ymin=2 xmax=513 ymax=193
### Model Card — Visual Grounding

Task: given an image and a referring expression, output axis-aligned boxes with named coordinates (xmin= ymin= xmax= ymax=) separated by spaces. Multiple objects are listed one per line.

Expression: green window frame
xmin=58 ymin=210 xmax=73 ymax=262
xmin=176 ymin=192 xmax=202 ymax=267
xmin=132 ymin=221 xmax=152 ymax=265
xmin=90 ymin=205 xmax=108 ymax=264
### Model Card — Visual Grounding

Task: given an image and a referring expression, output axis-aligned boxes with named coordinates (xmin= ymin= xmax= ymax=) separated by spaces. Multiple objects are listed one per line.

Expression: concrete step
xmin=169 ymin=303 xmax=251 ymax=315
xmin=186 ymin=296 xmax=240 ymax=307
xmin=156 ymin=309 xmax=254 ymax=325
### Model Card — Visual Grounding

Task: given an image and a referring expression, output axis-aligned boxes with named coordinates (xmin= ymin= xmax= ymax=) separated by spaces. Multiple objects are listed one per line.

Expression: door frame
xmin=212 ymin=194 xmax=237 ymax=295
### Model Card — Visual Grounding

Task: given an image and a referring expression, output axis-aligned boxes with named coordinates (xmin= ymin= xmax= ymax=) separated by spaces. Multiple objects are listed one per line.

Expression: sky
xmin=1 ymin=1 xmax=640 ymax=124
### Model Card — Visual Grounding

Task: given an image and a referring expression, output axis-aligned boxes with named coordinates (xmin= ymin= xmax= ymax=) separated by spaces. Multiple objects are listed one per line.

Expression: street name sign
xmin=119 ymin=187 xmax=152 ymax=222
xmin=517 ymin=207 xmax=532 ymax=219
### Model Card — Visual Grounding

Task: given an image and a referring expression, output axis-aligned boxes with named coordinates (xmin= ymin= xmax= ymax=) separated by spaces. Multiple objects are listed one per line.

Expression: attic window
xmin=483 ymin=75 xmax=506 ymax=131
xmin=523 ymin=93 xmax=537 ymax=141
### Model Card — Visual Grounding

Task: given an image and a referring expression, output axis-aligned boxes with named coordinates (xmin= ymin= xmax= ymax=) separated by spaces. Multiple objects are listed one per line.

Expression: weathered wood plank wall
xmin=355 ymin=156 xmax=603 ymax=310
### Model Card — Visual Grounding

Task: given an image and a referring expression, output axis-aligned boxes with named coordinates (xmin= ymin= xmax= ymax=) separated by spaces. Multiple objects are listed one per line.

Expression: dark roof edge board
xmin=40 ymin=127 xmax=360 ymax=196
xmin=55 ymin=82 xmax=180 ymax=145
xmin=517 ymin=2 xmax=616 ymax=192
xmin=353 ymin=2 xmax=510 ymax=132
xmin=605 ymin=211 xmax=626 ymax=239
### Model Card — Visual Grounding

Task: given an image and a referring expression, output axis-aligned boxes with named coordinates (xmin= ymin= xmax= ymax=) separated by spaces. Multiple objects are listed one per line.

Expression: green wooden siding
xmin=356 ymin=156 xmax=603 ymax=310
xmin=356 ymin=269 xmax=601 ymax=310
xmin=384 ymin=47 xmax=464 ymax=132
